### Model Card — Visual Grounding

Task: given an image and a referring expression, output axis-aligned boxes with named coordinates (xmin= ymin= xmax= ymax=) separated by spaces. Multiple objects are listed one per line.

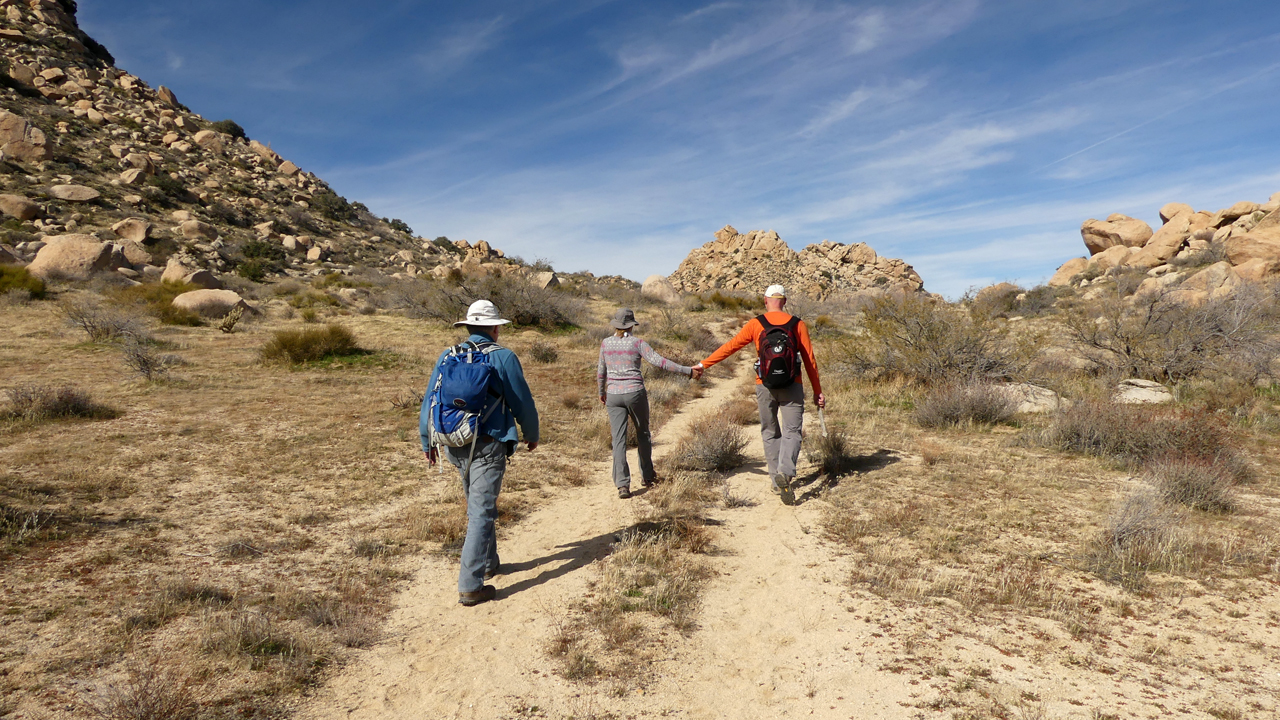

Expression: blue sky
xmin=79 ymin=1 xmax=1280 ymax=297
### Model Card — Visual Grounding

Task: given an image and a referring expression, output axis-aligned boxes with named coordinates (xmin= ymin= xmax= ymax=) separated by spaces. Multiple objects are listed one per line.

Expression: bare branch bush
xmin=1061 ymin=282 xmax=1280 ymax=383
xmin=914 ymin=382 xmax=1018 ymax=428
xmin=394 ymin=274 xmax=586 ymax=329
xmin=59 ymin=298 xmax=148 ymax=343
xmin=122 ymin=340 xmax=184 ymax=381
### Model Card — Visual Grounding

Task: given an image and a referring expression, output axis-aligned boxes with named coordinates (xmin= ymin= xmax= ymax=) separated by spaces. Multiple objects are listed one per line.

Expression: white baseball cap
xmin=763 ymin=284 xmax=786 ymax=298
xmin=454 ymin=299 xmax=511 ymax=327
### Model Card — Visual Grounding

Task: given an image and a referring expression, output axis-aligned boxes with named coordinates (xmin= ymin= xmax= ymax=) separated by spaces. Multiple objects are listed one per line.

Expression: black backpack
xmin=756 ymin=315 xmax=801 ymax=389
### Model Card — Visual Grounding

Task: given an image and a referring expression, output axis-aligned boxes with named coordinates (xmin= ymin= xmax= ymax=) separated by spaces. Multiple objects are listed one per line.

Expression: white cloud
xmin=845 ymin=9 xmax=886 ymax=54
xmin=414 ymin=16 xmax=505 ymax=77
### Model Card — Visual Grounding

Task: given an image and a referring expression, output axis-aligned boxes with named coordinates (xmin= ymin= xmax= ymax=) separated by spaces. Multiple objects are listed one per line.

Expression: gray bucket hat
xmin=610 ymin=307 xmax=639 ymax=330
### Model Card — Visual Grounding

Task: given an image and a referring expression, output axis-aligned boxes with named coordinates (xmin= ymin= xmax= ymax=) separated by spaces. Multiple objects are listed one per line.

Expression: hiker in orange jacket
xmin=696 ymin=285 xmax=824 ymax=503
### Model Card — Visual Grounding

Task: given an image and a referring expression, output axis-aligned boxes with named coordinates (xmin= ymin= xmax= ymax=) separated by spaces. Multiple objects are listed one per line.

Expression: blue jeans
xmin=444 ymin=438 xmax=506 ymax=593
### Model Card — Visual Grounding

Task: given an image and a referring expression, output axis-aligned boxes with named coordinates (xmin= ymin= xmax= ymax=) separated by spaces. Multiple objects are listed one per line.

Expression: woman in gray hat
xmin=597 ymin=308 xmax=702 ymax=498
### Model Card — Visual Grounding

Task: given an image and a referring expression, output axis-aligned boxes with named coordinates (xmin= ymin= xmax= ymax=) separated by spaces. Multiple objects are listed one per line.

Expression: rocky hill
xmin=667 ymin=225 xmax=924 ymax=298
xmin=1049 ymin=193 xmax=1280 ymax=301
xmin=0 ymin=0 xmax=516 ymax=287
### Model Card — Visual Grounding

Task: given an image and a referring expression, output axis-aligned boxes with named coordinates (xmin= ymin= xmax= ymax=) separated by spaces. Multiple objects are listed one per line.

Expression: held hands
xmin=690 ymin=365 xmax=704 ymax=380
xmin=599 ymin=394 xmax=607 ymax=405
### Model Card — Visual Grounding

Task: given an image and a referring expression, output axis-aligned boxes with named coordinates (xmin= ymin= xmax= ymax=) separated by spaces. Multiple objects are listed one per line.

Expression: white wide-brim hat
xmin=763 ymin=284 xmax=786 ymax=298
xmin=454 ymin=299 xmax=511 ymax=327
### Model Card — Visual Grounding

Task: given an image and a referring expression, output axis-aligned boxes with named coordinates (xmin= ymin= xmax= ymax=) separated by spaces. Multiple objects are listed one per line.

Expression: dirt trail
xmin=302 ymin=358 xmax=916 ymax=719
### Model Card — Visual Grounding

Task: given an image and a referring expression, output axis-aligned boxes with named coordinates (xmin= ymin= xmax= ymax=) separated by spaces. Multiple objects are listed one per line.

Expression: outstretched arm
xmin=699 ymin=319 xmax=759 ymax=369
xmin=637 ymin=339 xmax=693 ymax=376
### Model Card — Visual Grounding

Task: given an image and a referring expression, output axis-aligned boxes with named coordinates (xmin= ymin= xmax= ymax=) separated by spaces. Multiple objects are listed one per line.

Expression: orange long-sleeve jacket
xmin=700 ymin=312 xmax=822 ymax=396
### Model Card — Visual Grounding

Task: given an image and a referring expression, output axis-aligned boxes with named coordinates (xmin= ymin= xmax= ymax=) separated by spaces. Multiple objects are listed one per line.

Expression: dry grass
xmin=667 ymin=412 xmax=747 ymax=471
xmin=3 ymin=383 xmax=118 ymax=423
xmin=914 ymin=382 xmax=1017 ymax=428
xmin=1144 ymin=455 xmax=1239 ymax=513
xmin=260 ymin=323 xmax=362 ymax=364
xmin=86 ymin=657 xmax=202 ymax=720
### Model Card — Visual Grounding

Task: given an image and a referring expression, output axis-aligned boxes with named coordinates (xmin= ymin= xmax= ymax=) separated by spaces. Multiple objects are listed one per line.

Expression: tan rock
xmin=192 ymin=129 xmax=224 ymax=154
xmin=641 ymin=274 xmax=680 ymax=303
xmin=122 ymin=152 xmax=154 ymax=175
xmin=0 ymin=194 xmax=40 ymax=221
xmin=39 ymin=68 xmax=67 ymax=83
xmin=1232 ymin=258 xmax=1280 ymax=282
xmin=171 ymin=289 xmax=249 ymax=317
xmin=533 ymin=271 xmax=560 ymax=289
xmin=1114 ymin=379 xmax=1172 ymax=405
xmin=1187 ymin=212 xmax=1215 ymax=234
xmin=182 ymin=270 xmax=222 ymax=290
xmin=991 ymin=383 xmax=1061 ymax=414
xmin=1080 ymin=216 xmax=1152 ymax=255
xmin=1128 ymin=212 xmax=1191 ymax=267
xmin=180 ymin=220 xmax=218 ymax=240
xmin=119 ymin=168 xmax=145 ymax=185
xmin=162 ymin=258 xmax=196 ymax=284
xmin=278 ymin=160 xmax=300 ymax=176
xmin=1048 ymin=257 xmax=1088 ymax=286
xmin=306 ymin=246 xmax=325 ymax=262
xmin=26 ymin=234 xmax=112 ymax=279
xmin=0 ymin=109 xmax=53 ymax=162
xmin=1179 ymin=262 xmax=1235 ymax=294
xmin=118 ymin=241 xmax=151 ymax=268
xmin=8 ymin=63 xmax=36 ymax=86
xmin=1135 ymin=272 xmax=1183 ymax=296
xmin=1221 ymin=201 xmax=1259 ymax=220
xmin=1158 ymin=203 xmax=1193 ymax=223
xmin=1224 ymin=225 xmax=1280 ymax=266
xmin=49 ymin=185 xmax=101 ymax=202
xmin=1085 ymin=244 xmax=1134 ymax=272
xmin=157 ymin=86 xmax=179 ymax=107
xmin=249 ymin=140 xmax=281 ymax=164
xmin=111 ymin=218 xmax=151 ymax=243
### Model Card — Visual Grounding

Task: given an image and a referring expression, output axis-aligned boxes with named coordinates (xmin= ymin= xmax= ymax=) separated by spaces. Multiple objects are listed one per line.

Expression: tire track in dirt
xmin=302 ymin=353 xmax=916 ymax=719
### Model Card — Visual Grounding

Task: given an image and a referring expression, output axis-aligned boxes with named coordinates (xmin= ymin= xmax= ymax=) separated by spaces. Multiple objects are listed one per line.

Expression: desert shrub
xmin=686 ymin=325 xmax=720 ymax=354
xmin=109 ymin=281 xmax=204 ymax=326
xmin=59 ymin=298 xmax=148 ymax=341
xmin=914 ymin=382 xmax=1017 ymax=428
xmin=805 ymin=430 xmax=858 ymax=476
xmin=311 ymin=191 xmax=356 ymax=222
xmin=1168 ymin=242 xmax=1227 ymax=269
xmin=209 ymin=118 xmax=246 ymax=139
xmin=1144 ymin=455 xmax=1238 ymax=513
xmin=529 ymin=340 xmax=558 ymax=364
xmin=0 ymin=265 xmax=45 ymax=299
xmin=87 ymin=658 xmax=202 ymax=720
xmin=145 ymin=173 xmax=186 ymax=199
xmin=122 ymin=340 xmax=183 ymax=381
xmin=669 ymin=413 xmax=747 ymax=471
xmin=283 ymin=206 xmax=321 ymax=233
xmin=1063 ymin=282 xmax=1280 ymax=383
xmin=1086 ymin=489 xmax=1185 ymax=584
xmin=208 ymin=201 xmax=249 ymax=228
xmin=721 ymin=397 xmax=758 ymax=425
xmin=384 ymin=217 xmax=413 ymax=235
xmin=700 ymin=290 xmax=763 ymax=312
xmin=1038 ymin=401 xmax=1240 ymax=470
xmin=841 ymin=293 xmax=1034 ymax=383
xmin=261 ymin=324 xmax=360 ymax=364
xmin=967 ymin=284 xmax=1022 ymax=319
xmin=396 ymin=275 xmax=585 ymax=330
xmin=4 ymin=384 xmax=117 ymax=422
xmin=236 ymin=258 xmax=270 ymax=281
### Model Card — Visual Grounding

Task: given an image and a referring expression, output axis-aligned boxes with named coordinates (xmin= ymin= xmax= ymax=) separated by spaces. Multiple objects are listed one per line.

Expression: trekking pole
xmin=818 ymin=407 xmax=829 ymax=437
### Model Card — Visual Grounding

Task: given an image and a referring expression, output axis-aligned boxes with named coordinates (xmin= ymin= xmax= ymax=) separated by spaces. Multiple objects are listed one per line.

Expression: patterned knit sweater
xmin=597 ymin=334 xmax=692 ymax=396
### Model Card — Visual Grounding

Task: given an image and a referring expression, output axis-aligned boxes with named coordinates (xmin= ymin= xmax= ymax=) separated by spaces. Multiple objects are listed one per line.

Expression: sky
xmin=78 ymin=0 xmax=1280 ymax=298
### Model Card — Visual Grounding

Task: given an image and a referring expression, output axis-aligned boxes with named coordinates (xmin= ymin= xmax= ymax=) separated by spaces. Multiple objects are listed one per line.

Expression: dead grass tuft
xmin=806 ymin=429 xmax=858 ymax=476
xmin=3 ymin=383 xmax=118 ymax=423
xmin=260 ymin=324 xmax=361 ymax=364
xmin=528 ymin=340 xmax=559 ymax=364
xmin=1037 ymin=401 xmax=1239 ymax=470
xmin=1144 ymin=455 xmax=1238 ymax=513
xmin=86 ymin=656 xmax=202 ymax=720
xmin=201 ymin=611 xmax=324 ymax=677
xmin=1086 ymin=489 xmax=1185 ymax=585
xmin=59 ymin=297 xmax=149 ymax=342
xmin=914 ymin=382 xmax=1017 ymax=428
xmin=720 ymin=396 xmax=758 ymax=425
xmin=668 ymin=413 xmax=747 ymax=471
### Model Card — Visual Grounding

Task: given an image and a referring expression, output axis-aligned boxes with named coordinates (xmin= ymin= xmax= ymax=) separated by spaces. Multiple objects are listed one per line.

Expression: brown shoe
xmin=618 ymin=486 xmax=632 ymax=499
xmin=484 ymin=564 xmax=501 ymax=581
xmin=459 ymin=585 xmax=496 ymax=606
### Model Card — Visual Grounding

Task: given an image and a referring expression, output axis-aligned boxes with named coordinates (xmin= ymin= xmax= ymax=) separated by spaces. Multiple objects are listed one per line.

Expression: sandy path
xmin=302 ymin=358 xmax=914 ymax=719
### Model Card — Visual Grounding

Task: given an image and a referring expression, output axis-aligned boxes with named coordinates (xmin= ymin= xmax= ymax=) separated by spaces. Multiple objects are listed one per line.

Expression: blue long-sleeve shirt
xmin=419 ymin=332 xmax=539 ymax=451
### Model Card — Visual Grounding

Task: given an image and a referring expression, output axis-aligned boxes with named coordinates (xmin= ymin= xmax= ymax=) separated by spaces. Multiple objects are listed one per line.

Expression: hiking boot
xmin=459 ymin=585 xmax=496 ymax=607
xmin=770 ymin=474 xmax=786 ymax=494
xmin=484 ymin=564 xmax=501 ymax=581
xmin=641 ymin=475 xmax=659 ymax=488
xmin=618 ymin=486 xmax=632 ymax=499
xmin=778 ymin=476 xmax=795 ymax=505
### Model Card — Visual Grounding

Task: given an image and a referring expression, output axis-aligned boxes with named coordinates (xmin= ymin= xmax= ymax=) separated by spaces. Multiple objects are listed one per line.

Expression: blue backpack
xmin=426 ymin=341 xmax=505 ymax=452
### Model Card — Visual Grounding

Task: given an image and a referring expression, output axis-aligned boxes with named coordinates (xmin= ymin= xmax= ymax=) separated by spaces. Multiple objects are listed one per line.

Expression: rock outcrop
xmin=641 ymin=274 xmax=679 ymax=304
xmin=668 ymin=225 xmax=924 ymax=298
xmin=1051 ymin=192 xmax=1280 ymax=290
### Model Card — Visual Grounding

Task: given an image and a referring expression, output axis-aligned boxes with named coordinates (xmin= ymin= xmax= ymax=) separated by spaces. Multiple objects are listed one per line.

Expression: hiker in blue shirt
xmin=420 ymin=299 xmax=539 ymax=607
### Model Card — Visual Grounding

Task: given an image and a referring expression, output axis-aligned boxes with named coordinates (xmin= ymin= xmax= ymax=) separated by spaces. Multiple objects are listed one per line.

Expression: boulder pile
xmin=1050 ymin=194 xmax=1280 ymax=299
xmin=0 ymin=1 xmax=519 ymax=287
xmin=668 ymin=225 xmax=924 ymax=298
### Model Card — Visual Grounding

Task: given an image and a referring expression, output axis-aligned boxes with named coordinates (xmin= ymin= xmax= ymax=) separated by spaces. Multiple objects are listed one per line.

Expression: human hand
xmin=816 ymin=393 xmax=826 ymax=408
xmin=425 ymin=447 xmax=438 ymax=466
xmin=599 ymin=394 xmax=607 ymax=405
xmin=691 ymin=366 xmax=704 ymax=380
xmin=526 ymin=441 xmax=539 ymax=452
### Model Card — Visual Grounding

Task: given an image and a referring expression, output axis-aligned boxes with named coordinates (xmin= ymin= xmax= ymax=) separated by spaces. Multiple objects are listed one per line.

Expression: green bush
xmin=209 ymin=119 xmax=247 ymax=139
xmin=0 ymin=265 xmax=46 ymax=299
xmin=261 ymin=325 xmax=361 ymax=364
xmin=311 ymin=192 xmax=356 ymax=222
xmin=384 ymin=218 xmax=413 ymax=235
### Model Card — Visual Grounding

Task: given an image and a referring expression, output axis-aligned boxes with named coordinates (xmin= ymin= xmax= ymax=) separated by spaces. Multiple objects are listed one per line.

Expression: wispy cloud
xmin=414 ymin=16 xmax=506 ymax=77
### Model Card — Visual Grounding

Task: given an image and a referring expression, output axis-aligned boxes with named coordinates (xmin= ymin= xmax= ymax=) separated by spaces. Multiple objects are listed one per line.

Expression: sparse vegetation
xmin=210 ymin=118 xmax=247 ymax=139
xmin=914 ymin=382 xmax=1017 ymax=428
xmin=529 ymin=340 xmax=559 ymax=364
xmin=311 ymin=191 xmax=357 ymax=222
xmin=109 ymin=281 xmax=205 ymax=326
xmin=60 ymin=297 xmax=148 ymax=341
xmin=668 ymin=413 xmax=747 ymax=471
xmin=0 ymin=265 xmax=45 ymax=299
xmin=3 ymin=384 xmax=117 ymax=423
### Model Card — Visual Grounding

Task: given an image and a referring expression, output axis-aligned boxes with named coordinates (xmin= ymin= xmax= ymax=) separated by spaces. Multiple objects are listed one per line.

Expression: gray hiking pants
xmin=756 ymin=382 xmax=805 ymax=485
xmin=606 ymin=390 xmax=654 ymax=489
xmin=444 ymin=438 xmax=506 ymax=593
